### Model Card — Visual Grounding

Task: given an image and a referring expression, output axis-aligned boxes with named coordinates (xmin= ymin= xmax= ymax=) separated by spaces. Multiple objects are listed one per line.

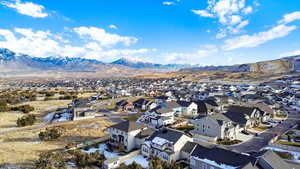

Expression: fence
xmin=103 ymin=150 xmax=141 ymax=169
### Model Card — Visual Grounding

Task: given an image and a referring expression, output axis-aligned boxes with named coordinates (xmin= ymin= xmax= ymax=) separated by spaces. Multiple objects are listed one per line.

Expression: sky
xmin=0 ymin=0 xmax=299 ymax=66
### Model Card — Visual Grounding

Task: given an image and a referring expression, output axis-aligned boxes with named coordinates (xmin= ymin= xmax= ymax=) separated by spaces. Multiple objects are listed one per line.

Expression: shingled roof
xmin=109 ymin=120 xmax=145 ymax=132
xmin=191 ymin=145 xmax=256 ymax=168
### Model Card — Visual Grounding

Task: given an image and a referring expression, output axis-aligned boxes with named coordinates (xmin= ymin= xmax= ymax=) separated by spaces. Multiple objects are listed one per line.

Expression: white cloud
xmin=162 ymin=1 xmax=174 ymax=6
xmin=192 ymin=0 xmax=256 ymax=38
xmin=0 ymin=27 xmax=151 ymax=62
xmin=1 ymin=0 xmax=48 ymax=18
xmin=191 ymin=10 xmax=214 ymax=17
xmin=242 ymin=6 xmax=253 ymax=14
xmin=223 ymin=24 xmax=297 ymax=50
xmin=108 ymin=24 xmax=118 ymax=30
xmin=279 ymin=11 xmax=300 ymax=24
xmin=74 ymin=26 xmax=138 ymax=47
xmin=230 ymin=15 xmax=241 ymax=25
xmin=280 ymin=49 xmax=300 ymax=57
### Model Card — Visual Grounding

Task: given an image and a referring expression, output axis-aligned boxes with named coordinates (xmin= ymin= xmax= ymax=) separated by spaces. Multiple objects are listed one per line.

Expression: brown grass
xmin=0 ymin=117 xmax=112 ymax=168
xmin=0 ymin=99 xmax=112 ymax=168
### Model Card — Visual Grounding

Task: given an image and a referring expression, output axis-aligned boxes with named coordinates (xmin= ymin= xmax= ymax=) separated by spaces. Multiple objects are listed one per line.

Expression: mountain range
xmin=0 ymin=48 xmax=190 ymax=73
xmin=0 ymin=48 xmax=300 ymax=75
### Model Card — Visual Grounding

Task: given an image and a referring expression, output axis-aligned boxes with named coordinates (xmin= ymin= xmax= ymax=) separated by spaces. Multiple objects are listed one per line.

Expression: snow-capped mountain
xmin=0 ymin=48 xmax=106 ymax=72
xmin=111 ymin=58 xmax=193 ymax=69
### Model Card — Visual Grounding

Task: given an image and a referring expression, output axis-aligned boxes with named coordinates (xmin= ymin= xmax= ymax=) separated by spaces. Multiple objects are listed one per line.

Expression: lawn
xmin=253 ymin=125 xmax=268 ymax=132
xmin=277 ymin=141 xmax=300 ymax=148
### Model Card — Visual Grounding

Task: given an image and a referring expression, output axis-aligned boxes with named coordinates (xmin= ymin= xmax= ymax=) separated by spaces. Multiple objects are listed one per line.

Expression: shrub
xmin=217 ymin=138 xmax=242 ymax=145
xmin=39 ymin=127 xmax=63 ymax=141
xmin=117 ymin=162 xmax=144 ymax=169
xmin=34 ymin=152 xmax=67 ymax=169
xmin=70 ymin=150 xmax=105 ymax=167
xmin=11 ymin=104 xmax=34 ymax=113
xmin=149 ymin=157 xmax=184 ymax=169
xmin=16 ymin=114 xmax=36 ymax=127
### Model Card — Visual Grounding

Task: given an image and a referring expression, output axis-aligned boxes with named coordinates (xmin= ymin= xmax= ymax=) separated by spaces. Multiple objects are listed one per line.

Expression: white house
xmin=106 ymin=121 xmax=154 ymax=152
xmin=141 ymin=128 xmax=193 ymax=163
xmin=138 ymin=104 xmax=176 ymax=128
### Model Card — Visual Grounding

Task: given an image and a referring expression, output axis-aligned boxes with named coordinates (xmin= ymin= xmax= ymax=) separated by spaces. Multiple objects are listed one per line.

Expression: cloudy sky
xmin=0 ymin=0 xmax=299 ymax=65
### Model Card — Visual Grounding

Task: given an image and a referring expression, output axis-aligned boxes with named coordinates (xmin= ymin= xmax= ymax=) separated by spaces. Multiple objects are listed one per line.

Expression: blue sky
xmin=0 ymin=0 xmax=299 ymax=65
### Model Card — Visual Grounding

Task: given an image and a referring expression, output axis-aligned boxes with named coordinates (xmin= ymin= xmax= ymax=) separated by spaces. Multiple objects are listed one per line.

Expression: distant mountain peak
xmin=111 ymin=58 xmax=192 ymax=69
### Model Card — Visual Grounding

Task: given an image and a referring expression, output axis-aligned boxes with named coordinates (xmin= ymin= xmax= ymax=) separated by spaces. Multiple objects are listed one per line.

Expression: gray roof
xmin=148 ymin=128 xmax=186 ymax=144
xmin=181 ymin=141 xmax=198 ymax=154
xmin=258 ymin=150 xmax=291 ymax=169
xmin=191 ymin=145 xmax=256 ymax=168
xmin=109 ymin=120 xmax=145 ymax=132
xmin=223 ymin=111 xmax=247 ymax=126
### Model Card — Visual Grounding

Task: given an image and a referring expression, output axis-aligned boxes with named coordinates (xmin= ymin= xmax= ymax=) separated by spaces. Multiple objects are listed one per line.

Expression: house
xmin=190 ymin=145 xmax=257 ymax=169
xmin=115 ymin=100 xmax=134 ymax=111
xmin=69 ymin=98 xmax=95 ymax=120
xmin=176 ymin=101 xmax=198 ymax=117
xmin=250 ymin=150 xmax=292 ymax=169
xmin=132 ymin=98 xmax=156 ymax=111
xmin=191 ymin=113 xmax=239 ymax=140
xmin=138 ymin=104 xmax=176 ymax=128
xmin=141 ymin=128 xmax=193 ymax=163
xmin=106 ymin=120 xmax=154 ymax=152
xmin=223 ymin=105 xmax=262 ymax=129
xmin=204 ymin=98 xmax=220 ymax=114
xmin=155 ymin=95 xmax=168 ymax=104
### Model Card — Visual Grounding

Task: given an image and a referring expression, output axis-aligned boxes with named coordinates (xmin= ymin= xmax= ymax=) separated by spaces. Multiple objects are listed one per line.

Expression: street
xmin=228 ymin=108 xmax=300 ymax=153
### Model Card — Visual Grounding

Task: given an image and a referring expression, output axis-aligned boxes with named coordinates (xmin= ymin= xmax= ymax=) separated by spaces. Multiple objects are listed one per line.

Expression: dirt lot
xmin=0 ymin=99 xmax=112 ymax=168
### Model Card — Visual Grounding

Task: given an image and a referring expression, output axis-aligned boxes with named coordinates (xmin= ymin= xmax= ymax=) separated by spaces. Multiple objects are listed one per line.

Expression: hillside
xmin=179 ymin=55 xmax=300 ymax=74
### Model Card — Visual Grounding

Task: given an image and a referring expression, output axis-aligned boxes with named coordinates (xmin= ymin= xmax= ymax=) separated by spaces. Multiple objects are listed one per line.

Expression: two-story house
xmin=106 ymin=120 xmax=154 ymax=152
xmin=141 ymin=128 xmax=193 ymax=163
xmin=191 ymin=113 xmax=239 ymax=140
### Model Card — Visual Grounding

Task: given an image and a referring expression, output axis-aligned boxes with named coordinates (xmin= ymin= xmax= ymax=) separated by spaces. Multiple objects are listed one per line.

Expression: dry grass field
xmin=0 ymin=99 xmax=112 ymax=168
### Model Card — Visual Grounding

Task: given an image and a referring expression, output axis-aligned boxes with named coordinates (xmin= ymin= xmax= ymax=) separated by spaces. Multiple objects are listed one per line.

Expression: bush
xmin=11 ymin=104 xmax=34 ymax=113
xmin=117 ymin=162 xmax=144 ymax=169
xmin=34 ymin=152 xmax=67 ymax=169
xmin=59 ymin=95 xmax=77 ymax=100
xmin=39 ymin=127 xmax=63 ymax=141
xmin=217 ymin=139 xmax=242 ymax=145
xmin=17 ymin=114 xmax=36 ymax=127
xmin=70 ymin=150 xmax=105 ymax=167
xmin=149 ymin=157 xmax=184 ymax=169
xmin=0 ymin=100 xmax=7 ymax=107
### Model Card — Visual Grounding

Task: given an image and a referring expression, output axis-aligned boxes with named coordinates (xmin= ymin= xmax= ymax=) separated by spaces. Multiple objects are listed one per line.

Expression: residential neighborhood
xmin=1 ymin=74 xmax=299 ymax=169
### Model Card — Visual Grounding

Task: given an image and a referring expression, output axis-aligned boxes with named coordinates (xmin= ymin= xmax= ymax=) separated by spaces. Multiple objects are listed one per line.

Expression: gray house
xmin=192 ymin=113 xmax=239 ymax=140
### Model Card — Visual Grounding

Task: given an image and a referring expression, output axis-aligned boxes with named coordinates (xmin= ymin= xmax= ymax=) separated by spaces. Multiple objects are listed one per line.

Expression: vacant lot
xmin=0 ymin=99 xmax=112 ymax=168
xmin=0 ymin=117 xmax=112 ymax=168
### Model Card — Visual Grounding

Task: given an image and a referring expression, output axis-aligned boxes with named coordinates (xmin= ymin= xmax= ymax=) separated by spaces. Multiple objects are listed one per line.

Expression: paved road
xmin=228 ymin=108 xmax=300 ymax=153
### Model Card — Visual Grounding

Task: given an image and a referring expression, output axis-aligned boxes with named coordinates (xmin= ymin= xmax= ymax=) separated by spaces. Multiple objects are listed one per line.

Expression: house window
xmin=162 ymin=154 xmax=168 ymax=161
xmin=190 ymin=158 xmax=196 ymax=166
